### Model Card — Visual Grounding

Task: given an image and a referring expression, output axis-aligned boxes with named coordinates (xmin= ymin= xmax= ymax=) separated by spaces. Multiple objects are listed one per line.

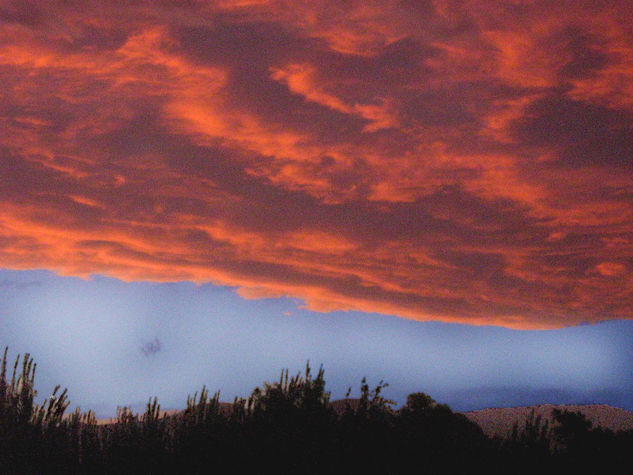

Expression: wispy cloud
xmin=0 ymin=1 xmax=631 ymax=328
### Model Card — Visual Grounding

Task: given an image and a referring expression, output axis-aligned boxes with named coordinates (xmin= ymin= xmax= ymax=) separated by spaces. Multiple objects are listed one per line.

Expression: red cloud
xmin=0 ymin=1 xmax=631 ymax=328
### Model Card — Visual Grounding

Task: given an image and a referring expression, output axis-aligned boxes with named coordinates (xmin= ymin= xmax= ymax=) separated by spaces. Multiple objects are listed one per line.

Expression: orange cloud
xmin=0 ymin=1 xmax=631 ymax=329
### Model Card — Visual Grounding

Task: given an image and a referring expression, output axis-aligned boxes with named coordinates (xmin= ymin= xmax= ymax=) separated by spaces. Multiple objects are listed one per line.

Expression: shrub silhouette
xmin=549 ymin=408 xmax=620 ymax=470
xmin=394 ymin=392 xmax=490 ymax=472
xmin=0 ymin=346 xmax=631 ymax=474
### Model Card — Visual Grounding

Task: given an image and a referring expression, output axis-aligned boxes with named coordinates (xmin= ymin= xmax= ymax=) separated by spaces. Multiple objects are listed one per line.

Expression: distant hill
xmin=462 ymin=404 xmax=633 ymax=438
xmin=97 ymin=400 xmax=633 ymax=438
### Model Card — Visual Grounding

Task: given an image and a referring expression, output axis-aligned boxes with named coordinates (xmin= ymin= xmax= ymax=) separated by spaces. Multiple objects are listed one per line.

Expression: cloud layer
xmin=1 ymin=1 xmax=631 ymax=328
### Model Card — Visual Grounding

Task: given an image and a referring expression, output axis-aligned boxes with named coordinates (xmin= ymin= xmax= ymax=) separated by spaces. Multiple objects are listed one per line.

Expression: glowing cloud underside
xmin=0 ymin=0 xmax=631 ymax=329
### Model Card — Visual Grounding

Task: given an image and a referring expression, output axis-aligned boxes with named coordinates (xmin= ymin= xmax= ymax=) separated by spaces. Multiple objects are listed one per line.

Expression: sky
xmin=0 ymin=1 xmax=631 ymax=416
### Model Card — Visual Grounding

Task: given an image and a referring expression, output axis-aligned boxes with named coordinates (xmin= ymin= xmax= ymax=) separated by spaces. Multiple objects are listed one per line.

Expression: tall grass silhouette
xmin=0 ymin=347 xmax=631 ymax=473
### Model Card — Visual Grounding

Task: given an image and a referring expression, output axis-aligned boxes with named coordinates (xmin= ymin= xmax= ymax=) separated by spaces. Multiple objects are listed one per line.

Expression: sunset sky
xmin=0 ymin=1 xmax=631 ymax=416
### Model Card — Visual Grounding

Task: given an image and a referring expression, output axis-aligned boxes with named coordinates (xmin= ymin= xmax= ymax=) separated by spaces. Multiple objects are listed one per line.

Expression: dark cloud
xmin=513 ymin=94 xmax=633 ymax=168
xmin=0 ymin=1 xmax=631 ymax=328
xmin=141 ymin=338 xmax=162 ymax=357
xmin=555 ymin=28 xmax=609 ymax=80
xmin=0 ymin=0 xmax=44 ymax=27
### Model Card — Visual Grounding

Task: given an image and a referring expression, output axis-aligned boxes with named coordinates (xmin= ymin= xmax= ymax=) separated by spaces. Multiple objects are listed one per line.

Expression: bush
xmin=0 ymin=346 xmax=631 ymax=474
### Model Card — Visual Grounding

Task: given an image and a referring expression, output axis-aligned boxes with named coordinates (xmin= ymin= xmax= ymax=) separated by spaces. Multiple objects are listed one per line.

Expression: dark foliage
xmin=0 ymin=347 xmax=631 ymax=474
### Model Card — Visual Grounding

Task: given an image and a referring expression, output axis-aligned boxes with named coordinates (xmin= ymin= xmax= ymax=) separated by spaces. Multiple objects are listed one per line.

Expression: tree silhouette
xmin=1 ymin=346 xmax=632 ymax=473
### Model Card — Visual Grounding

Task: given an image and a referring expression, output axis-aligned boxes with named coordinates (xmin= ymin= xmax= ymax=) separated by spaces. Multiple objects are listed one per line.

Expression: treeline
xmin=1 ymin=348 xmax=632 ymax=474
